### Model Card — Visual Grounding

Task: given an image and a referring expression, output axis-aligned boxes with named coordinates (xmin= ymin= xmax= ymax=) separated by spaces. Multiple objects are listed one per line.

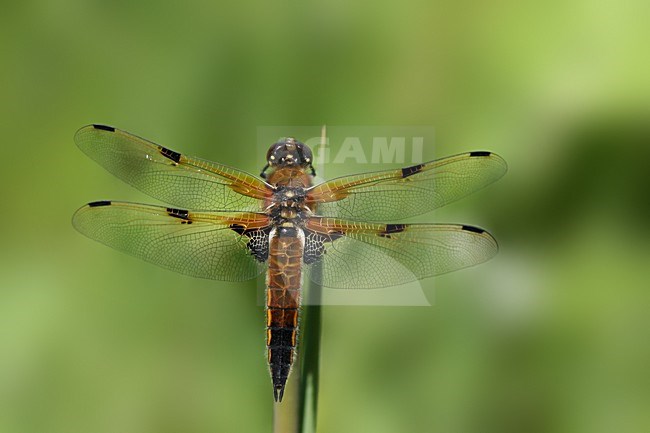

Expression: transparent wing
xmin=73 ymin=201 xmax=270 ymax=281
xmin=75 ymin=124 xmax=271 ymax=211
xmin=307 ymin=151 xmax=507 ymax=221
xmin=303 ymin=217 xmax=498 ymax=289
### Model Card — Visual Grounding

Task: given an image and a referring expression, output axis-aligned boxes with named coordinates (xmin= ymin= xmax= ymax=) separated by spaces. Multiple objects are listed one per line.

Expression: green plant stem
xmin=272 ymin=281 xmax=322 ymax=433
xmin=299 ymin=282 xmax=322 ymax=432
xmin=273 ymin=371 xmax=301 ymax=433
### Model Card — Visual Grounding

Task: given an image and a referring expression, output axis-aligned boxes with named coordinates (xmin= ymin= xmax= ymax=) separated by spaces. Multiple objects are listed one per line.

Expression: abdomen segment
xmin=266 ymin=226 xmax=304 ymax=402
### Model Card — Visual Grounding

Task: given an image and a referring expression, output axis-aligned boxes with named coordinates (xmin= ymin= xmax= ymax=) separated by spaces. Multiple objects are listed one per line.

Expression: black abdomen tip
xmin=469 ymin=151 xmax=491 ymax=157
xmin=273 ymin=383 xmax=286 ymax=402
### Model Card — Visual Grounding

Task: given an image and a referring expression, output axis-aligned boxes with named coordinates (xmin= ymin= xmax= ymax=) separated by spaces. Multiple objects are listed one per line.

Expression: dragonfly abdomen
xmin=266 ymin=225 xmax=304 ymax=402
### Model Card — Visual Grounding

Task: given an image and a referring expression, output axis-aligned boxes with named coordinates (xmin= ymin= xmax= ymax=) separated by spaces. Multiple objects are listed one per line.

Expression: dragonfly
xmin=72 ymin=124 xmax=507 ymax=402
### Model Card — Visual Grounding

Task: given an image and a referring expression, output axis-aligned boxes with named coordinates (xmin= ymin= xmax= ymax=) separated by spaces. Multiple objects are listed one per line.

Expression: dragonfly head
xmin=266 ymin=138 xmax=313 ymax=169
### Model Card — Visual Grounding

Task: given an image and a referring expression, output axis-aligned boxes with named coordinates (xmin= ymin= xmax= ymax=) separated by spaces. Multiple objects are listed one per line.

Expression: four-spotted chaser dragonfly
xmin=72 ymin=124 xmax=507 ymax=402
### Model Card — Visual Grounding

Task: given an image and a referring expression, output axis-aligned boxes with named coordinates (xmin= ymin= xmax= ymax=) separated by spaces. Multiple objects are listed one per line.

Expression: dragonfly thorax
xmin=269 ymin=186 xmax=310 ymax=224
xmin=274 ymin=186 xmax=306 ymax=203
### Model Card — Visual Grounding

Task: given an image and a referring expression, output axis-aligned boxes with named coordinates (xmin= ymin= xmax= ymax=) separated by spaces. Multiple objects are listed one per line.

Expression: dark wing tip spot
xmin=462 ymin=225 xmax=485 ymax=234
xmin=92 ymin=124 xmax=115 ymax=132
xmin=469 ymin=151 xmax=491 ymax=157
xmin=88 ymin=200 xmax=112 ymax=207
xmin=159 ymin=146 xmax=182 ymax=163
xmin=401 ymin=163 xmax=425 ymax=178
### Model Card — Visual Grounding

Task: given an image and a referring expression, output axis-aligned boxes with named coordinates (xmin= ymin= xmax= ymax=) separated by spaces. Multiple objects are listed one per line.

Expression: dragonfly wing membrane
xmin=73 ymin=201 xmax=269 ymax=281
xmin=303 ymin=218 xmax=498 ymax=289
xmin=307 ymin=152 xmax=507 ymax=221
xmin=75 ymin=125 xmax=270 ymax=211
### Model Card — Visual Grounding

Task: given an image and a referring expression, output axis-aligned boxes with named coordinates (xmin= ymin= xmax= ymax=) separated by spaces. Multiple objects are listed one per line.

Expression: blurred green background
xmin=1 ymin=1 xmax=649 ymax=432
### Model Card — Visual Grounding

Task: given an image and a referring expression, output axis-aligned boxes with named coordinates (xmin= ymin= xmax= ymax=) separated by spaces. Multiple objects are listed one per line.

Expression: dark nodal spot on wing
xmin=167 ymin=207 xmax=190 ymax=220
xmin=401 ymin=163 xmax=425 ymax=178
xmin=92 ymin=124 xmax=115 ymax=132
xmin=88 ymin=200 xmax=111 ymax=207
xmin=469 ymin=151 xmax=491 ymax=157
xmin=159 ymin=146 xmax=181 ymax=163
xmin=385 ymin=224 xmax=406 ymax=233
xmin=380 ymin=223 xmax=407 ymax=238
xmin=462 ymin=225 xmax=485 ymax=234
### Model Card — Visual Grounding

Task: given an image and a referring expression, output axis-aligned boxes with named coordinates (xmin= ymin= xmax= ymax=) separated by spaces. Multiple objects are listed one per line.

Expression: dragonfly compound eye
xmin=267 ymin=138 xmax=312 ymax=168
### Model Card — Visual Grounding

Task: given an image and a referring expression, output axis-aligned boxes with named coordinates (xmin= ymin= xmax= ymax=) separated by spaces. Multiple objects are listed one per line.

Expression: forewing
xmin=307 ymin=151 xmax=506 ymax=221
xmin=73 ymin=201 xmax=270 ymax=281
xmin=303 ymin=217 xmax=498 ymax=289
xmin=75 ymin=125 xmax=271 ymax=211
